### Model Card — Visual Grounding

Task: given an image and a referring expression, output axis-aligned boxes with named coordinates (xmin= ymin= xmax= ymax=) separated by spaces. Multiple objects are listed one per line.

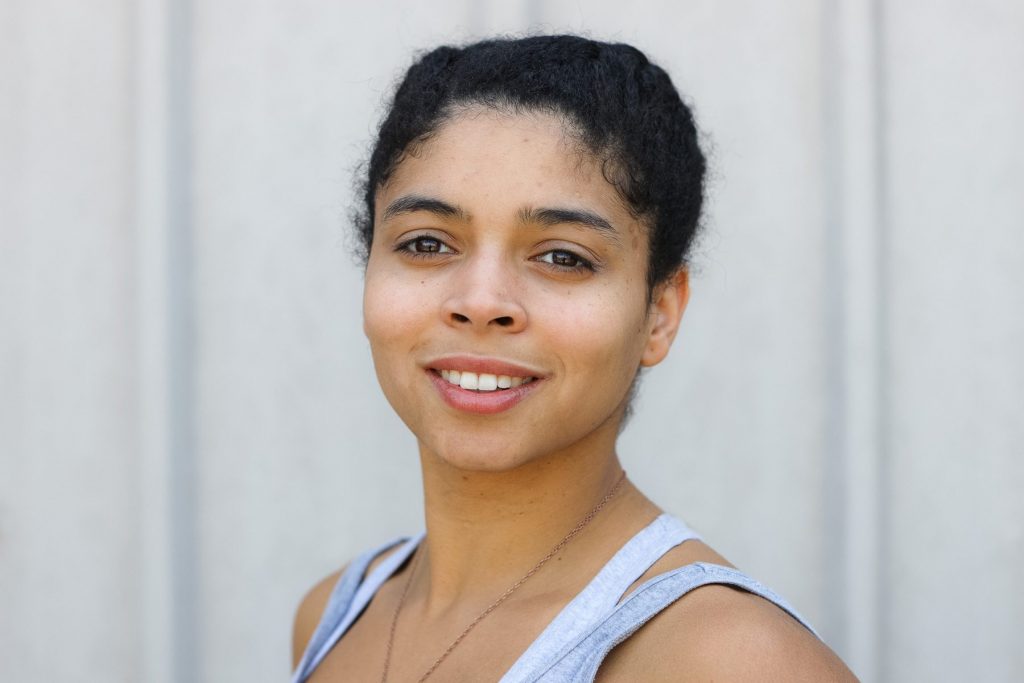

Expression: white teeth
xmin=438 ymin=369 xmax=534 ymax=391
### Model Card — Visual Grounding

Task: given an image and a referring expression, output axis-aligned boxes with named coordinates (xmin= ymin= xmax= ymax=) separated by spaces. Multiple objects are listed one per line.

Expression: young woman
xmin=291 ymin=35 xmax=857 ymax=682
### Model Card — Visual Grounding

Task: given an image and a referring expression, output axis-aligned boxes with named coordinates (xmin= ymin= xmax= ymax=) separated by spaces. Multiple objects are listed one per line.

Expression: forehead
xmin=379 ymin=108 xmax=635 ymax=228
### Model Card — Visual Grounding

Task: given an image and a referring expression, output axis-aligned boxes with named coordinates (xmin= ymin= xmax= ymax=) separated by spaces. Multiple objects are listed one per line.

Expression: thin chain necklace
xmin=380 ymin=469 xmax=628 ymax=683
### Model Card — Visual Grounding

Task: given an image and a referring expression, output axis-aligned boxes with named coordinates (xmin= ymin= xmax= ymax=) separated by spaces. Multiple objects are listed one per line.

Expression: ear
xmin=640 ymin=268 xmax=691 ymax=367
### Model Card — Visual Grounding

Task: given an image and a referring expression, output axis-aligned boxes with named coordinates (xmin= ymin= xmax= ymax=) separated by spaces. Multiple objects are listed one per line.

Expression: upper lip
xmin=426 ymin=355 xmax=547 ymax=379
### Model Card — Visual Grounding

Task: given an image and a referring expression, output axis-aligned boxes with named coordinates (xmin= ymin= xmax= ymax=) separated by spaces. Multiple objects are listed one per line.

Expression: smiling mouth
xmin=435 ymin=369 xmax=537 ymax=392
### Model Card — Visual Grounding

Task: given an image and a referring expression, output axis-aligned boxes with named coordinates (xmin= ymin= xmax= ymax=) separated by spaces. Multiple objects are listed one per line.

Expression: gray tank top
xmin=291 ymin=513 xmax=817 ymax=682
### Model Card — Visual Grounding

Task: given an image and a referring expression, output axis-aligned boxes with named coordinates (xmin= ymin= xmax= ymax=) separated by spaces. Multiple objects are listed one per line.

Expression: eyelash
xmin=395 ymin=236 xmax=454 ymax=258
xmin=394 ymin=236 xmax=596 ymax=273
xmin=533 ymin=249 xmax=596 ymax=272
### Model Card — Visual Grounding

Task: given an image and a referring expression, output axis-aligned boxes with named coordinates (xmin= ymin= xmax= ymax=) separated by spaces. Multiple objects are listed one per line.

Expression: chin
xmin=422 ymin=433 xmax=540 ymax=473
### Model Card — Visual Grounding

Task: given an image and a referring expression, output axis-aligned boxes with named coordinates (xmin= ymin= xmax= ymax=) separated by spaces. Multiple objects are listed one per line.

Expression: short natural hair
xmin=355 ymin=34 xmax=706 ymax=293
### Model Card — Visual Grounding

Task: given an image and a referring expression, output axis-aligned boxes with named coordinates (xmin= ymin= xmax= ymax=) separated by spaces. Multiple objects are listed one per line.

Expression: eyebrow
xmin=381 ymin=194 xmax=470 ymax=222
xmin=381 ymin=195 xmax=620 ymax=244
xmin=519 ymin=206 xmax=621 ymax=244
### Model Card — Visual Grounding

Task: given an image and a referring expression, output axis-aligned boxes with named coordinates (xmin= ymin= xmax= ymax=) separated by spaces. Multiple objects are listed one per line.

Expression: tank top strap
xmin=291 ymin=532 xmax=425 ymax=683
xmin=499 ymin=513 xmax=701 ymax=683
xmin=533 ymin=562 xmax=820 ymax=681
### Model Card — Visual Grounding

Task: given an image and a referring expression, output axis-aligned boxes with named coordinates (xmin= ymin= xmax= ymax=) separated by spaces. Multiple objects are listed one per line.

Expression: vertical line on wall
xmin=820 ymin=0 xmax=849 ymax=658
xmin=468 ymin=0 xmax=537 ymax=35
xmin=136 ymin=0 xmax=170 ymax=676
xmin=467 ymin=0 xmax=485 ymax=36
xmin=525 ymin=0 xmax=544 ymax=29
xmin=871 ymin=0 xmax=891 ymax=680
xmin=166 ymin=0 xmax=201 ymax=679
xmin=135 ymin=1 xmax=169 ymax=681
xmin=135 ymin=0 xmax=200 ymax=680
xmin=823 ymin=0 xmax=886 ymax=680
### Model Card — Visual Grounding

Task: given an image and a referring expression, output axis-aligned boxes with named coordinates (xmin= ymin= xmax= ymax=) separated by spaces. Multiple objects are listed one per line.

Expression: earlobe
xmin=640 ymin=269 xmax=690 ymax=367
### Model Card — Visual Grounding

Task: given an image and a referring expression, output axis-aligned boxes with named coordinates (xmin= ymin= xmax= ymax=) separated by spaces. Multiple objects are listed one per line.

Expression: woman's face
xmin=363 ymin=109 xmax=687 ymax=471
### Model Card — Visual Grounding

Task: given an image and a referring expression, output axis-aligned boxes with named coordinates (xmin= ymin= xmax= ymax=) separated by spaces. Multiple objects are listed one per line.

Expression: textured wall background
xmin=2 ymin=1 xmax=1022 ymax=681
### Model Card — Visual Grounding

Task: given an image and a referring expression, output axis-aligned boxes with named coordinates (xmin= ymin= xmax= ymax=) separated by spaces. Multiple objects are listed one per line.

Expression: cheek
xmin=542 ymin=286 xmax=649 ymax=382
xmin=362 ymin=267 xmax=437 ymax=424
xmin=362 ymin=267 xmax=426 ymax=355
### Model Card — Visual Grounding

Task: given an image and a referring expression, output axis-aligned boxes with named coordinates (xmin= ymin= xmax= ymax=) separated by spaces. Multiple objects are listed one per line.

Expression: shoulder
xmin=291 ymin=567 xmax=345 ymax=670
xmin=290 ymin=542 xmax=409 ymax=669
xmin=596 ymin=581 xmax=858 ymax=682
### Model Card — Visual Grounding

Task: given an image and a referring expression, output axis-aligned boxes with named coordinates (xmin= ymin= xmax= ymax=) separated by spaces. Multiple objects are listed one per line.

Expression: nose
xmin=441 ymin=254 xmax=527 ymax=333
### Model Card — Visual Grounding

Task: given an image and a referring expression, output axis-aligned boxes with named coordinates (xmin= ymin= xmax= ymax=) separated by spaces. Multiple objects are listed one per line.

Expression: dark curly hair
xmin=355 ymin=34 xmax=706 ymax=293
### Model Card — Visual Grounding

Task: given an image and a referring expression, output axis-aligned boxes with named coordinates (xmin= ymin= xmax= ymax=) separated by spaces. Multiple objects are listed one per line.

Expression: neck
xmin=412 ymin=438 xmax=651 ymax=616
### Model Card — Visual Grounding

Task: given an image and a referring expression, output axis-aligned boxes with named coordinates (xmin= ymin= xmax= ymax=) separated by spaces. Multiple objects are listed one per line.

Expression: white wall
xmin=1 ymin=1 xmax=1021 ymax=681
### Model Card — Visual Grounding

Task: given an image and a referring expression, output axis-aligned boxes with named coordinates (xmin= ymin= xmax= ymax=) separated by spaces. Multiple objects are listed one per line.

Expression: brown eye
xmin=396 ymin=236 xmax=454 ymax=256
xmin=412 ymin=237 xmax=441 ymax=252
xmin=551 ymin=251 xmax=580 ymax=267
xmin=535 ymin=249 xmax=595 ymax=272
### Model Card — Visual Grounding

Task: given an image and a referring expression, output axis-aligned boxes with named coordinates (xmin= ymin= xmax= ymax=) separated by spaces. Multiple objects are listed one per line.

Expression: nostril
xmin=452 ymin=313 xmax=470 ymax=323
xmin=493 ymin=316 xmax=514 ymax=327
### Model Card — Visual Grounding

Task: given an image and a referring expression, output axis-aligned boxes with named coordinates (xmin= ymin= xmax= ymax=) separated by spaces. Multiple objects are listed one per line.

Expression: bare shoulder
xmin=291 ymin=567 xmax=345 ymax=670
xmin=597 ymin=582 xmax=858 ymax=682
xmin=290 ymin=544 xmax=407 ymax=669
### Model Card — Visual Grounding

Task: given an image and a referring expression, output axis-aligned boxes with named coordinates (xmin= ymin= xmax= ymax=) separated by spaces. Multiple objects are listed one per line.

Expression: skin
xmin=293 ymin=108 xmax=858 ymax=681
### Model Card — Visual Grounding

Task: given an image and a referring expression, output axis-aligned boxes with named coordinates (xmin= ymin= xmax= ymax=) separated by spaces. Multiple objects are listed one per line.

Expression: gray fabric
xmin=291 ymin=532 xmax=424 ymax=682
xmin=291 ymin=514 xmax=816 ymax=682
